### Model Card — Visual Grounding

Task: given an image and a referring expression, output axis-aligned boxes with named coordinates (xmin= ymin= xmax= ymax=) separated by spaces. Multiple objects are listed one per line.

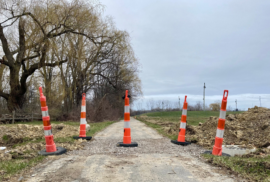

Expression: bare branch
xmin=0 ymin=25 xmax=15 ymax=66
xmin=22 ymin=53 xmax=40 ymax=62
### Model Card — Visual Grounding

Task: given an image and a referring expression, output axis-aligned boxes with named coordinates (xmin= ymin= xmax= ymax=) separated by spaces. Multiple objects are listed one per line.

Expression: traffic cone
xmin=73 ymin=93 xmax=92 ymax=140
xmin=171 ymin=96 xmax=191 ymax=146
xmin=117 ymin=90 xmax=138 ymax=147
xmin=204 ymin=90 xmax=230 ymax=157
xmin=38 ymin=87 xmax=66 ymax=156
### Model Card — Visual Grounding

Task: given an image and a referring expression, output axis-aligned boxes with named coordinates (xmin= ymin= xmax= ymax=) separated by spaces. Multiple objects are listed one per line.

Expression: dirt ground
xmin=142 ymin=106 xmax=270 ymax=151
xmin=0 ymin=124 xmax=85 ymax=162
xmin=17 ymin=118 xmax=244 ymax=182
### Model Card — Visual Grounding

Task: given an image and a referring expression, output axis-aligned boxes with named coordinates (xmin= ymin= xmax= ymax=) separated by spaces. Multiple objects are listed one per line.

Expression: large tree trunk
xmin=7 ymin=63 xmax=26 ymax=111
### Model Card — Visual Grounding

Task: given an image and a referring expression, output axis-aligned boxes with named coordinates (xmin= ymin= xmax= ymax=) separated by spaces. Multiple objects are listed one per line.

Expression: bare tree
xmin=0 ymin=0 xmax=105 ymax=112
xmin=148 ymin=98 xmax=155 ymax=111
xmin=194 ymin=101 xmax=203 ymax=111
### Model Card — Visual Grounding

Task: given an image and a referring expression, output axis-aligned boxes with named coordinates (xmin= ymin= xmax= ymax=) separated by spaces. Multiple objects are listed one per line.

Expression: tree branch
xmin=0 ymin=57 xmax=10 ymax=67
xmin=22 ymin=53 xmax=40 ymax=62
xmin=26 ymin=12 xmax=46 ymax=36
xmin=0 ymin=25 xmax=15 ymax=66
xmin=92 ymin=73 xmax=117 ymax=89
xmin=16 ymin=18 xmax=25 ymax=63
xmin=0 ymin=13 xmax=27 ymax=25
xmin=0 ymin=90 xmax=9 ymax=101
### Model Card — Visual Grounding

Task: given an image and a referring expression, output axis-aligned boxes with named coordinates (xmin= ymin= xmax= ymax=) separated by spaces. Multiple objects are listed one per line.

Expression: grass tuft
xmin=2 ymin=135 xmax=8 ymax=141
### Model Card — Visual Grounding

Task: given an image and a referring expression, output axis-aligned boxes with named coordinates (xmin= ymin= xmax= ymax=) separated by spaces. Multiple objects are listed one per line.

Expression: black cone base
xmin=39 ymin=147 xmax=67 ymax=156
xmin=73 ymin=136 xmax=92 ymax=140
xmin=171 ymin=140 xmax=191 ymax=146
xmin=117 ymin=142 xmax=138 ymax=147
xmin=203 ymin=150 xmax=231 ymax=157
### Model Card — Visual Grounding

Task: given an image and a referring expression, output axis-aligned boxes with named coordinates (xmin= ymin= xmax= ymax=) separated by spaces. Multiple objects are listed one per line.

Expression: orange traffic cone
xmin=73 ymin=93 xmax=92 ymax=140
xmin=38 ymin=87 xmax=66 ymax=156
xmin=171 ymin=96 xmax=191 ymax=146
xmin=117 ymin=90 xmax=138 ymax=147
xmin=204 ymin=90 xmax=230 ymax=157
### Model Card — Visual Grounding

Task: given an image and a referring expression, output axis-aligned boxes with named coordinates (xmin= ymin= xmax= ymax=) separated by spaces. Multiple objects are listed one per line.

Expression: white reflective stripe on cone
xmin=180 ymin=122 xmax=186 ymax=129
xmin=182 ymin=109 xmax=187 ymax=115
xmin=219 ymin=110 xmax=226 ymax=120
xmin=42 ymin=111 xmax=49 ymax=117
xmin=44 ymin=130 xmax=52 ymax=136
xmin=216 ymin=129 xmax=224 ymax=138
xmin=124 ymin=106 xmax=130 ymax=113
xmin=81 ymin=106 xmax=86 ymax=112
xmin=124 ymin=122 xmax=130 ymax=128
xmin=80 ymin=118 xmax=87 ymax=124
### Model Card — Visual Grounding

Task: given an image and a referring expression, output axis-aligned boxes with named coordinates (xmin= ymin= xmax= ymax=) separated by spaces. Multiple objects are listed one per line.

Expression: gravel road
xmin=24 ymin=118 xmax=243 ymax=182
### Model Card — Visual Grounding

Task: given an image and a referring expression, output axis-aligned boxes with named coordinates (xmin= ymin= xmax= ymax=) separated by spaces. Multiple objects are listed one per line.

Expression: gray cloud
xmin=100 ymin=0 xmax=270 ymax=110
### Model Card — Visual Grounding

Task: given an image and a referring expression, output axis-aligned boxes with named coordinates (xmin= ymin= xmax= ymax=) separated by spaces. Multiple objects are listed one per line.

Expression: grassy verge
xmin=0 ymin=156 xmax=45 ymax=181
xmin=86 ymin=121 xmax=115 ymax=136
xmin=202 ymin=154 xmax=270 ymax=182
xmin=0 ymin=120 xmax=115 ymax=181
xmin=137 ymin=116 xmax=178 ymax=140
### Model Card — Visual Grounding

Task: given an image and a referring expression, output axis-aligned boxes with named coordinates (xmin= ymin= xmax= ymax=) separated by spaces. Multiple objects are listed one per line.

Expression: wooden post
xmin=12 ymin=111 xmax=15 ymax=124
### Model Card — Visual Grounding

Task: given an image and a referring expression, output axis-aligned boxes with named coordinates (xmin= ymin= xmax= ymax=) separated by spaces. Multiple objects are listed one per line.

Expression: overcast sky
xmin=100 ymin=0 xmax=270 ymax=110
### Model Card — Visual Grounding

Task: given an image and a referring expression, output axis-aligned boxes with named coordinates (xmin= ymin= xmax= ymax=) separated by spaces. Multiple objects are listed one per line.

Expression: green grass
xmin=137 ymin=116 xmax=178 ymax=140
xmin=0 ymin=156 xmax=45 ymax=181
xmin=86 ymin=121 xmax=115 ymax=136
xmin=143 ymin=111 xmax=243 ymax=126
xmin=203 ymin=154 xmax=270 ymax=182
xmin=2 ymin=135 xmax=8 ymax=141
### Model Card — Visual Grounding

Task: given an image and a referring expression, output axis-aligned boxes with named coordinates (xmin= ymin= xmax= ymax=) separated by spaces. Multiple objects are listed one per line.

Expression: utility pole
xmin=259 ymin=96 xmax=261 ymax=107
xmin=203 ymin=83 xmax=206 ymax=111
xmin=235 ymin=99 xmax=237 ymax=111
xmin=178 ymin=96 xmax=181 ymax=111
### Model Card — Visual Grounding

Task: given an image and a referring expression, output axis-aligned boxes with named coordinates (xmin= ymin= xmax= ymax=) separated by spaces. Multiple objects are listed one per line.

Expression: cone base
xmin=171 ymin=140 xmax=191 ymax=146
xmin=73 ymin=136 xmax=92 ymax=140
xmin=117 ymin=142 xmax=138 ymax=147
xmin=39 ymin=147 xmax=67 ymax=156
xmin=203 ymin=150 xmax=231 ymax=157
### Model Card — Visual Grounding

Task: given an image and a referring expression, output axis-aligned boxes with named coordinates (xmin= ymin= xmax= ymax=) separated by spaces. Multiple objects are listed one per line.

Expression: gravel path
xmin=24 ymin=118 xmax=243 ymax=182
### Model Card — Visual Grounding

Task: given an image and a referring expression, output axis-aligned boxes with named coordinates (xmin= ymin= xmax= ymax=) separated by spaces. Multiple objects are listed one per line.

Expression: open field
xmin=136 ymin=111 xmax=243 ymax=141
xmin=143 ymin=111 xmax=243 ymax=126
xmin=136 ymin=108 xmax=270 ymax=181
xmin=0 ymin=121 xmax=115 ymax=181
